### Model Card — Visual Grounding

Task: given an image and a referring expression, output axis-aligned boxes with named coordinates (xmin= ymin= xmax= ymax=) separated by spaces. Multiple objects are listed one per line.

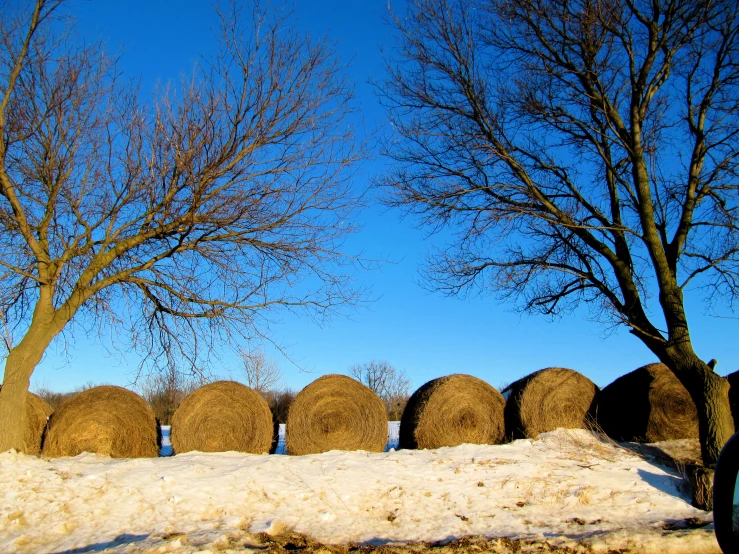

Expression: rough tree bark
xmin=0 ymin=300 xmax=66 ymax=451
xmin=662 ymin=351 xmax=734 ymax=467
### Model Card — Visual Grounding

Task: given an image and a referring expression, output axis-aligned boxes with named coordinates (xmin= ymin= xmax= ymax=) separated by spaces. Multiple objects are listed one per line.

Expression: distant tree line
xmin=34 ymin=357 xmax=411 ymax=425
xmin=36 ymin=350 xmax=410 ymax=425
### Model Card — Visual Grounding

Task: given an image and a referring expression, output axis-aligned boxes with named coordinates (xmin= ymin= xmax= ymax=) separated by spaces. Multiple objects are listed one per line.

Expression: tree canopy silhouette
xmin=0 ymin=0 xmax=363 ymax=452
xmin=381 ymin=0 xmax=738 ymax=464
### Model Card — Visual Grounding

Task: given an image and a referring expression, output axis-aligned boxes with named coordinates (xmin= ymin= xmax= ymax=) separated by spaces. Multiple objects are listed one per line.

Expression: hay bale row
xmin=597 ymin=363 xmax=699 ymax=442
xmin=171 ymin=380 xmax=273 ymax=455
xmin=398 ymin=368 xmax=599 ymax=449
xmin=400 ymin=364 xmax=700 ymax=449
xmin=286 ymin=374 xmax=386 ymax=455
xmin=399 ymin=374 xmax=505 ymax=449
xmin=12 ymin=362 xmax=706 ymax=459
xmin=43 ymin=385 xmax=159 ymax=458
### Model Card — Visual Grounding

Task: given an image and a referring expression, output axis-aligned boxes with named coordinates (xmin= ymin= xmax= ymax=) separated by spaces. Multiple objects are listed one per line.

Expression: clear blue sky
xmin=29 ymin=0 xmax=739 ymax=395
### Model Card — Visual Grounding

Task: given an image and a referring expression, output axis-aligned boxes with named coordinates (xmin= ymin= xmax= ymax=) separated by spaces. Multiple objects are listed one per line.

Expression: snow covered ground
xmin=0 ymin=428 xmax=720 ymax=553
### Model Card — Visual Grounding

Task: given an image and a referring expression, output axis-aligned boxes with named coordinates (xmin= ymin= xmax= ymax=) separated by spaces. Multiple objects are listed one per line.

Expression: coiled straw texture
xmin=286 ymin=374 xmax=386 ymax=455
xmin=42 ymin=385 xmax=158 ymax=458
xmin=399 ymin=374 xmax=505 ymax=450
xmin=503 ymin=367 xmax=599 ymax=440
xmin=598 ymin=363 xmax=698 ymax=442
xmin=171 ymin=380 xmax=274 ymax=454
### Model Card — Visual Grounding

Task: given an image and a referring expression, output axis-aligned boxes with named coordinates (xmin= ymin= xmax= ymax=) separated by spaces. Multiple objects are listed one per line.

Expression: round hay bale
xmin=597 ymin=363 xmax=699 ymax=442
xmin=503 ymin=367 xmax=598 ymax=440
xmin=170 ymin=380 xmax=273 ymax=454
xmin=286 ymin=374 xmax=386 ymax=455
xmin=399 ymin=374 xmax=505 ymax=450
xmin=42 ymin=385 xmax=158 ymax=458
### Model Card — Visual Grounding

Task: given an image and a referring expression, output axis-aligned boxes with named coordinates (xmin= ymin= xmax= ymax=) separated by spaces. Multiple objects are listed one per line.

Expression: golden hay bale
xmin=399 ymin=374 xmax=505 ymax=450
xmin=42 ymin=385 xmax=158 ymax=458
xmin=503 ymin=367 xmax=599 ymax=440
xmin=597 ymin=363 xmax=699 ymax=442
xmin=170 ymin=380 xmax=274 ymax=454
xmin=286 ymin=374 xmax=386 ymax=455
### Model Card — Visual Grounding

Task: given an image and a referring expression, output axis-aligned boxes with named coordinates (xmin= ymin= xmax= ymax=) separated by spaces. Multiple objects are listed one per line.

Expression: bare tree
xmin=384 ymin=375 xmax=411 ymax=421
xmin=239 ymin=348 xmax=282 ymax=393
xmin=138 ymin=363 xmax=207 ymax=425
xmin=0 ymin=0 xmax=364 ymax=452
xmin=349 ymin=360 xmax=411 ymax=419
xmin=381 ymin=0 xmax=739 ymax=464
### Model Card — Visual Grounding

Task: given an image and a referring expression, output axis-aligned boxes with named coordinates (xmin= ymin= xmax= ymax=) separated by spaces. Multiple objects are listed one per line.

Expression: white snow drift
xmin=0 ymin=428 xmax=720 ymax=553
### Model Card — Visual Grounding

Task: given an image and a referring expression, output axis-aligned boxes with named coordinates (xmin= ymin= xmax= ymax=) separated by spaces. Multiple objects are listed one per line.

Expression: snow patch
xmin=0 ymin=428 xmax=718 ymax=553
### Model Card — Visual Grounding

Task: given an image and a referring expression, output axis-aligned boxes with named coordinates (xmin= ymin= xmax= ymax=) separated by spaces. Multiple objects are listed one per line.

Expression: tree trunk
xmin=0 ymin=321 xmax=59 ymax=453
xmin=0 ymin=369 xmax=29 ymax=452
xmin=664 ymin=350 xmax=734 ymax=467
xmin=692 ymin=369 xmax=734 ymax=467
xmin=686 ymin=464 xmax=714 ymax=511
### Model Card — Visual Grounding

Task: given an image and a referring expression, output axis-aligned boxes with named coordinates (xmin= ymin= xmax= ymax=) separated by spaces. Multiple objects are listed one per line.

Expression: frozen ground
xmin=0 ymin=428 xmax=720 ymax=553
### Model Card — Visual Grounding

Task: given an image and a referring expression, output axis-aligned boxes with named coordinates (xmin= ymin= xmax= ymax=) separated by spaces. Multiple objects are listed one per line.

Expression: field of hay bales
xmin=28 ymin=367 xmax=708 ymax=459
xmin=2 ymin=366 xmax=726 ymax=553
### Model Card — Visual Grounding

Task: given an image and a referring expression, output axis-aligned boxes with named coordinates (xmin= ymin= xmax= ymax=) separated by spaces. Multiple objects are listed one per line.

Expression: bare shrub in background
xmin=349 ymin=360 xmax=411 ymax=420
xmin=262 ymin=388 xmax=296 ymax=424
xmin=34 ymin=389 xmax=75 ymax=412
xmin=239 ymin=349 xmax=282 ymax=394
xmin=34 ymin=381 xmax=100 ymax=411
xmin=138 ymin=365 xmax=206 ymax=425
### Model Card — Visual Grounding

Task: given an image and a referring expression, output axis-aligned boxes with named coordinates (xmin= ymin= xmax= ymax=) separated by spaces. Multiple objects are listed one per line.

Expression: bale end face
xmin=503 ymin=367 xmax=599 ymax=441
xmin=170 ymin=380 xmax=274 ymax=454
xmin=597 ymin=363 xmax=699 ymax=443
xmin=286 ymin=374 xmax=387 ymax=455
xmin=400 ymin=374 xmax=505 ymax=450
